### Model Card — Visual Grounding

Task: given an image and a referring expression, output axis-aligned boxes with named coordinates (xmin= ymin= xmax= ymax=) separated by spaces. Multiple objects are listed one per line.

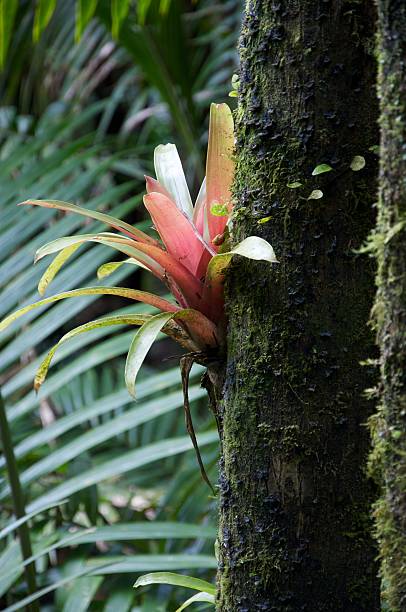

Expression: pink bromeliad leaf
xmin=144 ymin=175 xmax=172 ymax=200
xmin=21 ymin=199 xmax=160 ymax=246
xmin=143 ymin=192 xmax=215 ymax=279
xmin=205 ymin=103 xmax=234 ymax=247
xmin=127 ymin=240 xmax=212 ymax=317
xmin=34 ymin=231 xmax=211 ymax=316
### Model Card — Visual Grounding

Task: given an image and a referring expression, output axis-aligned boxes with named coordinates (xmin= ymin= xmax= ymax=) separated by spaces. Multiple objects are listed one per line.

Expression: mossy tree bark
xmin=370 ymin=2 xmax=406 ymax=610
xmin=216 ymin=1 xmax=380 ymax=610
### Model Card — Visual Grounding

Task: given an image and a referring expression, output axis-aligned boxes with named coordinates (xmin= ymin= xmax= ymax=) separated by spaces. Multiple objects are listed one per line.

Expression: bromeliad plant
xmin=0 ymin=103 xmax=276 ymax=408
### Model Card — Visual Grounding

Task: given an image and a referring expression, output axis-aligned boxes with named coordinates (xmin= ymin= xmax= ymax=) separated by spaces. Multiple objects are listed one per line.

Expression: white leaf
xmin=231 ymin=236 xmax=278 ymax=263
xmin=154 ymin=144 xmax=193 ymax=218
xmin=125 ymin=312 xmax=175 ymax=398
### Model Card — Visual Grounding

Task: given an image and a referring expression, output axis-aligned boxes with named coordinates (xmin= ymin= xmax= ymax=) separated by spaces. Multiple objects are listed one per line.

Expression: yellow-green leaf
xmin=134 ymin=572 xmax=215 ymax=595
xmin=33 ymin=0 xmax=57 ymax=42
xmin=350 ymin=155 xmax=366 ymax=171
xmin=0 ymin=287 xmax=177 ymax=333
xmin=22 ymin=199 xmax=159 ymax=246
xmin=176 ymin=592 xmax=215 ymax=611
xmin=35 ymin=314 xmax=152 ymax=391
xmin=34 ymin=232 xmax=165 ymax=277
xmin=0 ymin=0 xmax=18 ymax=69
xmin=311 ymin=164 xmax=332 ymax=176
xmin=75 ymin=0 xmax=99 ymax=42
xmin=97 ymin=258 xmax=144 ymax=280
xmin=38 ymin=244 xmax=81 ymax=295
xmin=111 ymin=0 xmax=130 ymax=39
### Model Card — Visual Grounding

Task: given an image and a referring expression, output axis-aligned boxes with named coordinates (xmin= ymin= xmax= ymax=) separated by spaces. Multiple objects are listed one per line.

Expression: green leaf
xmin=22 ymin=199 xmax=158 ymax=246
xmin=258 ymin=216 xmax=272 ymax=225
xmin=62 ymin=575 xmax=102 ymax=612
xmin=38 ymin=244 xmax=81 ymax=295
xmin=3 ymin=557 xmax=217 ymax=612
xmin=286 ymin=181 xmax=303 ymax=188
xmin=34 ymin=232 xmax=165 ymax=277
xmin=210 ymin=203 xmax=229 ymax=217
xmin=307 ymin=189 xmax=323 ymax=200
xmin=0 ymin=500 xmax=68 ymax=541
xmin=0 ymin=0 xmax=18 ymax=69
xmin=134 ymin=572 xmax=216 ymax=595
xmin=75 ymin=0 xmax=98 ymax=42
xmin=97 ymin=258 xmax=143 ymax=279
xmin=350 ymin=155 xmax=366 ymax=171
xmin=125 ymin=312 xmax=175 ymax=398
xmin=26 ymin=432 xmax=218 ymax=514
xmin=1 ymin=521 xmax=216 ymax=582
xmin=0 ymin=387 xmax=205 ymax=498
xmin=1 ymin=561 xmax=118 ymax=612
xmin=0 ymin=287 xmax=168 ymax=334
xmin=34 ymin=314 xmax=152 ymax=391
xmin=33 ymin=0 xmax=57 ymax=42
xmin=311 ymin=164 xmax=332 ymax=176
xmin=0 ymin=540 xmax=22 ymax=597
xmin=1 ymin=365 xmax=190 ymax=456
xmin=111 ymin=0 xmax=131 ymax=40
xmin=368 ymin=145 xmax=379 ymax=154
xmin=68 ymin=522 xmax=216 ymax=544
xmin=176 ymin=592 xmax=215 ymax=611
xmin=104 ymin=590 xmax=133 ymax=612
xmin=136 ymin=0 xmax=152 ymax=24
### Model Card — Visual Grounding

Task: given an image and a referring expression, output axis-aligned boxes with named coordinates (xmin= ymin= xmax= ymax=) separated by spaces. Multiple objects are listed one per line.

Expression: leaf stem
xmin=0 ymin=390 xmax=39 ymax=611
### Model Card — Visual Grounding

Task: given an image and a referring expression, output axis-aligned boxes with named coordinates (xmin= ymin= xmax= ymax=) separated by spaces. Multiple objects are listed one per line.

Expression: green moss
xmin=367 ymin=3 xmax=406 ymax=609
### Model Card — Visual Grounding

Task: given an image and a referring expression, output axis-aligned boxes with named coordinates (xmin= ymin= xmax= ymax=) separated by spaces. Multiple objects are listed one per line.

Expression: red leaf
xmin=143 ymin=192 xmax=214 ymax=278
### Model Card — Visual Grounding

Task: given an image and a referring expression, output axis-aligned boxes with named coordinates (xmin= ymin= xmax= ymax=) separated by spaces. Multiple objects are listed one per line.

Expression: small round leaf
xmin=307 ymin=189 xmax=323 ymax=200
xmin=311 ymin=164 xmax=333 ymax=176
xmin=210 ymin=203 xmax=229 ymax=217
xmin=350 ymin=156 xmax=366 ymax=171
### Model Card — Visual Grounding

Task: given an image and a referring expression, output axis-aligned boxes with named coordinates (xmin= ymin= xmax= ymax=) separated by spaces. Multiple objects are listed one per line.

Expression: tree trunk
xmin=216 ymin=1 xmax=380 ymax=610
xmin=370 ymin=2 xmax=406 ymax=610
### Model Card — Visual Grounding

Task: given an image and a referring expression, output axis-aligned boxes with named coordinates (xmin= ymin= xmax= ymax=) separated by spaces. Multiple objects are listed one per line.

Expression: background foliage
xmin=0 ymin=1 xmax=240 ymax=609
